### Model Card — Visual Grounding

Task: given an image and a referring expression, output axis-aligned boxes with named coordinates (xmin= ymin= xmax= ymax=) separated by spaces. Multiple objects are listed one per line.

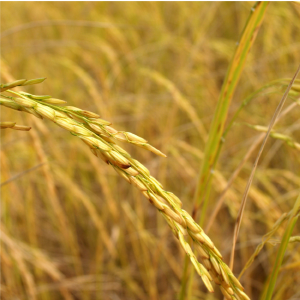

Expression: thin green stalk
xmin=263 ymin=193 xmax=300 ymax=300
xmin=180 ymin=3 xmax=268 ymax=299
xmin=193 ymin=1 xmax=269 ymax=222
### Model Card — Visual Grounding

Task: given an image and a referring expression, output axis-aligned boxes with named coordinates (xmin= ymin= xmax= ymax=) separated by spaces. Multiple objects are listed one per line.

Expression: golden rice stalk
xmin=0 ymin=80 xmax=248 ymax=299
xmin=1 ymin=88 xmax=165 ymax=156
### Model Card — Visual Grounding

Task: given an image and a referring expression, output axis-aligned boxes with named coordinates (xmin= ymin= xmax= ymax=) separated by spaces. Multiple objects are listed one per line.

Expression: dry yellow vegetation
xmin=1 ymin=2 xmax=300 ymax=300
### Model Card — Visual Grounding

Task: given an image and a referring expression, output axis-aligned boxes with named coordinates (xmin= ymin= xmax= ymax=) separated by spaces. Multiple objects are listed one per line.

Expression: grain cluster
xmin=0 ymin=78 xmax=250 ymax=300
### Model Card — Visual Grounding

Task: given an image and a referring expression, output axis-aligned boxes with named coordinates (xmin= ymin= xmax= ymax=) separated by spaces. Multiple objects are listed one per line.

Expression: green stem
xmin=180 ymin=3 xmax=269 ymax=298
xmin=263 ymin=193 xmax=300 ymax=300
xmin=193 ymin=2 xmax=269 ymax=223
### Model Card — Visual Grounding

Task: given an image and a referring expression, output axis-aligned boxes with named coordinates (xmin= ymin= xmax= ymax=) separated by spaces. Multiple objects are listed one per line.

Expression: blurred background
xmin=1 ymin=2 xmax=300 ymax=300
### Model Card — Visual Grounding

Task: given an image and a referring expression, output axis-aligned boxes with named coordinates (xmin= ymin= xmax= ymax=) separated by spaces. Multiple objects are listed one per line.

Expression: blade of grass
xmin=263 ymin=193 xmax=300 ymax=300
xmin=0 ymin=162 xmax=46 ymax=187
xmin=229 ymin=64 xmax=300 ymax=269
xmin=193 ymin=2 xmax=269 ymax=224
xmin=180 ymin=3 xmax=269 ymax=299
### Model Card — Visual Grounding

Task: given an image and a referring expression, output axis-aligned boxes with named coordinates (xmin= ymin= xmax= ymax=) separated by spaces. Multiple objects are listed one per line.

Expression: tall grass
xmin=1 ymin=2 xmax=300 ymax=300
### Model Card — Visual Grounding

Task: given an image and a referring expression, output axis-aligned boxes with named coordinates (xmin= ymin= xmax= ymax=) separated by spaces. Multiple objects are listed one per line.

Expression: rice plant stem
xmin=193 ymin=1 xmax=268 ymax=222
xmin=182 ymin=3 xmax=268 ymax=298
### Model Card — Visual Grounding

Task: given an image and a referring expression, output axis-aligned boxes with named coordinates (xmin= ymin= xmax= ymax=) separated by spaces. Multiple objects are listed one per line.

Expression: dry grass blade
xmin=205 ymin=100 xmax=300 ymax=233
xmin=229 ymin=65 xmax=300 ymax=270
xmin=0 ymin=162 xmax=46 ymax=187
xmin=238 ymin=211 xmax=289 ymax=278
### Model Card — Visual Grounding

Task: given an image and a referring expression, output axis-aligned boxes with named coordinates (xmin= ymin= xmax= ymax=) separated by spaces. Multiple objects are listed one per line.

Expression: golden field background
xmin=1 ymin=2 xmax=300 ymax=300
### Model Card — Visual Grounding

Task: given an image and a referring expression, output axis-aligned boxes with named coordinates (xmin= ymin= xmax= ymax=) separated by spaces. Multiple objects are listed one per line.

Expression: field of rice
xmin=1 ymin=2 xmax=300 ymax=300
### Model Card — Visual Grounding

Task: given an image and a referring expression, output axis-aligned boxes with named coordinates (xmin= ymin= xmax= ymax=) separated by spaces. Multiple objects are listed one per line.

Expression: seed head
xmin=14 ymin=97 xmax=36 ymax=108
